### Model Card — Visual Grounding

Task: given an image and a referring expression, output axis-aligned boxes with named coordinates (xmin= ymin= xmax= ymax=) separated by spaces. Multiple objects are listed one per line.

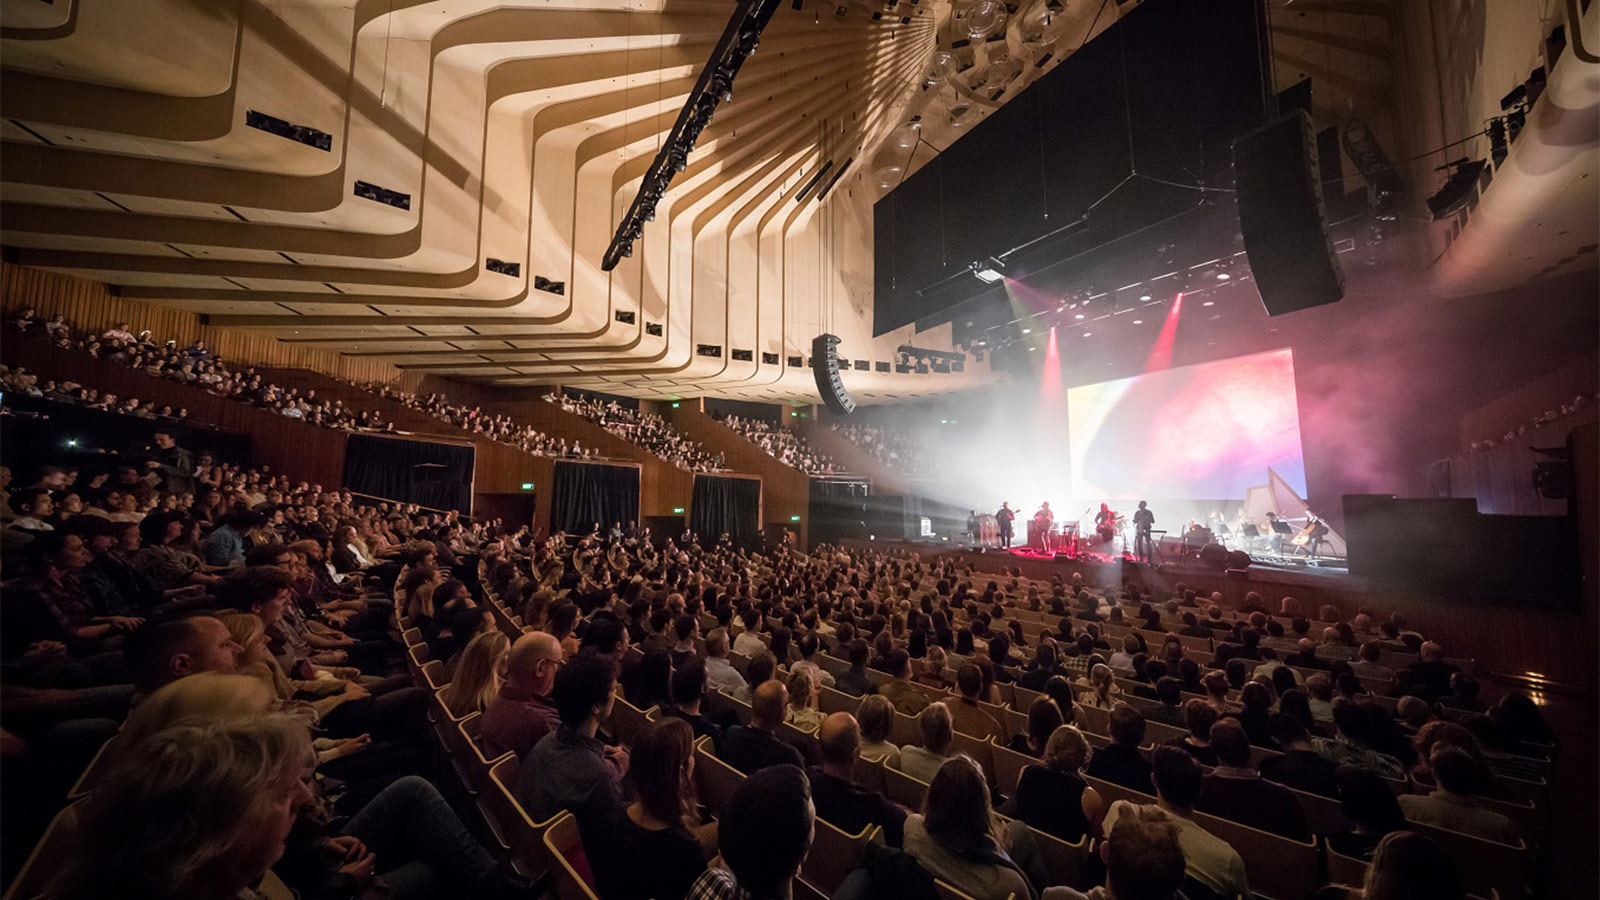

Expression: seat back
xmin=1323 ymin=839 xmax=1369 ymax=888
xmin=1029 ymin=824 xmax=1090 ymax=890
xmin=819 ymin=684 xmax=862 ymax=716
xmin=422 ymin=659 xmax=449 ymax=692
xmin=4 ymin=802 xmax=80 ymax=900
xmin=932 ymin=878 xmax=994 ymax=900
xmin=951 ymin=732 xmax=996 ymax=785
xmin=606 ymin=693 xmax=654 ymax=748
xmin=854 ymin=756 xmax=888 ymax=795
xmin=1190 ymin=809 xmax=1319 ymax=900
xmin=884 ymin=763 xmax=931 ymax=810
xmin=66 ymin=731 xmax=125 ymax=800
xmin=891 ymin=710 xmax=923 ymax=748
xmin=991 ymin=741 xmax=1036 ymax=799
xmin=457 ymin=714 xmax=514 ymax=794
xmin=487 ymin=755 xmax=562 ymax=876
xmin=803 ymin=819 xmax=879 ymax=895
xmin=543 ymin=812 xmax=600 ymax=900
xmin=708 ymin=689 xmax=753 ymax=725
xmin=693 ymin=735 xmax=747 ymax=818
xmin=1402 ymin=818 xmax=1528 ymax=900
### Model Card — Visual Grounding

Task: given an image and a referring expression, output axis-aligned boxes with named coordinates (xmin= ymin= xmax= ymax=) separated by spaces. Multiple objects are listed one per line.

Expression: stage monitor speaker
xmin=1226 ymin=549 xmax=1253 ymax=569
xmin=1233 ymin=109 xmax=1345 ymax=316
xmin=1199 ymin=542 xmax=1229 ymax=569
xmin=810 ymin=333 xmax=856 ymax=415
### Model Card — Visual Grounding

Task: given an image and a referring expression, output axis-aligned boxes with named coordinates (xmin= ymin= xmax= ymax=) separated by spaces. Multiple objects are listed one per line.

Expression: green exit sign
xmin=673 ymin=507 xmax=685 ymax=514
xmin=790 ymin=515 xmax=801 ymax=522
xmin=672 ymin=401 xmax=680 ymax=408
xmin=520 ymin=482 xmax=534 ymax=491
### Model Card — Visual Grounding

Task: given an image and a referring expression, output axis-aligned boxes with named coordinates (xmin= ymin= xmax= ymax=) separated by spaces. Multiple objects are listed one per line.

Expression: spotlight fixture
xmin=1139 ymin=293 xmax=1152 ymax=301
xmin=971 ymin=256 xmax=1005 ymax=283
xmin=1425 ymin=157 xmax=1488 ymax=220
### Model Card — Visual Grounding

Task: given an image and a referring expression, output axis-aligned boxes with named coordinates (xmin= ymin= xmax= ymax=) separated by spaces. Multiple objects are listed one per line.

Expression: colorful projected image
xmin=1067 ymin=348 xmax=1308 ymax=500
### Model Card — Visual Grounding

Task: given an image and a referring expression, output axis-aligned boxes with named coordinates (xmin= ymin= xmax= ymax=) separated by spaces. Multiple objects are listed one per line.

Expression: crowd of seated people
xmin=718 ymin=414 xmax=846 ymax=475
xmin=830 ymin=421 xmax=936 ymax=476
xmin=8 ymin=310 xmax=397 ymax=433
xmin=545 ymin=392 xmax=723 ymax=472
xmin=363 ymin=383 xmax=591 ymax=459
xmin=0 ymin=387 xmax=1560 ymax=900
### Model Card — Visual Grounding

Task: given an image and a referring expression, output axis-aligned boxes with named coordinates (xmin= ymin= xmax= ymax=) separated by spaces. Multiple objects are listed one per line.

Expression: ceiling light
xmin=1139 ymin=294 xmax=1152 ymax=301
xmin=1074 ymin=313 xmax=1084 ymax=320
xmin=1216 ymin=272 xmax=1231 ymax=281
xmin=1131 ymin=319 xmax=1143 ymax=325
xmin=1202 ymin=300 xmax=1214 ymax=306
xmin=1021 ymin=328 xmax=1032 ymax=334
xmin=1028 ymin=346 xmax=1036 ymax=352
xmin=1082 ymin=332 xmax=1092 ymax=337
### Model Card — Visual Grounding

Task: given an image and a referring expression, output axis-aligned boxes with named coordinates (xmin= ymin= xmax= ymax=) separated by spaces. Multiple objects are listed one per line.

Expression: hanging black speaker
xmin=1233 ymin=109 xmax=1345 ymax=316
xmin=810 ymin=333 xmax=855 ymax=415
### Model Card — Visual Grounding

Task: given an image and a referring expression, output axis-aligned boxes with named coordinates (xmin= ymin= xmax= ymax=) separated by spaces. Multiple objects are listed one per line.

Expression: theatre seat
xmin=884 ymin=762 xmax=931 ymax=809
xmin=543 ymin=812 xmax=600 ymax=900
xmin=693 ymin=736 xmax=746 ymax=817
xmin=1029 ymin=824 xmax=1091 ymax=889
xmin=4 ymin=802 xmax=80 ymax=900
xmin=803 ymin=819 xmax=880 ymax=895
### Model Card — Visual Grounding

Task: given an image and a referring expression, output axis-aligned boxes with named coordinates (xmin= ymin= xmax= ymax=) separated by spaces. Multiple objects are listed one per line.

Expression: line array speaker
xmin=1233 ymin=109 xmax=1345 ymax=316
xmin=810 ymin=333 xmax=855 ymax=415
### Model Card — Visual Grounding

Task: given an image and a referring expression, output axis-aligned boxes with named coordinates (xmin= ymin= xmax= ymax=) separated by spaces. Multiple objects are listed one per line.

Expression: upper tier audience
xmin=830 ymin=421 xmax=936 ymax=476
xmin=547 ymin=392 xmax=723 ymax=472
xmin=718 ymin=414 xmax=846 ymax=476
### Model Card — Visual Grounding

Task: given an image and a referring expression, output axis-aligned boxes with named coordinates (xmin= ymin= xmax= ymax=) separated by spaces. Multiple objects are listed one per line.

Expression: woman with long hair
xmin=1079 ymin=663 xmax=1121 ymax=711
xmin=904 ymin=755 xmax=1035 ymax=900
xmin=439 ymin=630 xmax=509 ymax=718
xmin=592 ymin=717 xmax=714 ymax=900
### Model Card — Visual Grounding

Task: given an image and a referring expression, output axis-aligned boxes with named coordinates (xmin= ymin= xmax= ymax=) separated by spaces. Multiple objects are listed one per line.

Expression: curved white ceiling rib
xmin=0 ymin=0 xmax=1001 ymax=400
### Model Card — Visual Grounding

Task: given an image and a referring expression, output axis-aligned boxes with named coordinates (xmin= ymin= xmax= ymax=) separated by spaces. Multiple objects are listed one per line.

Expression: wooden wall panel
xmin=0 ymin=262 xmax=422 ymax=390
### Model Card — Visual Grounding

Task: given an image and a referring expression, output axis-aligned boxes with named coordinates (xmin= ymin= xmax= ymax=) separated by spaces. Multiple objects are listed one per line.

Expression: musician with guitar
xmin=1290 ymin=511 xmax=1330 ymax=557
xmin=1094 ymin=503 xmax=1120 ymax=544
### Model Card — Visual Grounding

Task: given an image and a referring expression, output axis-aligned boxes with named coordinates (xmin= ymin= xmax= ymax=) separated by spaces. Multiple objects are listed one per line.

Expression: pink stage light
xmin=1144 ymin=291 xmax=1184 ymax=373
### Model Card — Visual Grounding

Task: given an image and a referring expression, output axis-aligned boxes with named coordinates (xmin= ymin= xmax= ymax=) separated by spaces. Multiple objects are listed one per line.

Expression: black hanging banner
xmin=343 ymin=433 xmax=475 ymax=514
xmin=690 ymin=474 xmax=762 ymax=547
xmin=550 ymin=461 xmax=640 ymax=535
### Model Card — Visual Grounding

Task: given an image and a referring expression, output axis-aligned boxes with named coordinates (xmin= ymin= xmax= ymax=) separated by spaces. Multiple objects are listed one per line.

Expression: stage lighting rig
xmin=971 ymin=256 xmax=1006 ymax=283
xmin=601 ymin=0 xmax=784 ymax=271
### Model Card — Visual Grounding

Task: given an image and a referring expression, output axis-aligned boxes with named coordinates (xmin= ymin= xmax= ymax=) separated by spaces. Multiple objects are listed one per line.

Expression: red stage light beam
xmin=1037 ymin=325 xmax=1066 ymax=445
xmin=1143 ymin=291 xmax=1184 ymax=373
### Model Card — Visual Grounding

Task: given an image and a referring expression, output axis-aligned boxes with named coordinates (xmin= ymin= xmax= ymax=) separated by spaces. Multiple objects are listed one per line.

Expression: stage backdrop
xmin=550 ymin=461 xmax=640 ymax=535
xmin=343 ymin=433 xmax=474 ymax=514
xmin=1068 ymin=348 xmax=1308 ymax=501
xmin=690 ymin=474 xmax=762 ymax=547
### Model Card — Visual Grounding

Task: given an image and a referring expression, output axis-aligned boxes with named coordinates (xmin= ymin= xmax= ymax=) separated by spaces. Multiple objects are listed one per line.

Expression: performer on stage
xmin=996 ymin=502 xmax=1016 ymax=550
xmin=966 ymin=509 xmax=981 ymax=546
xmin=1032 ymin=502 xmax=1054 ymax=551
xmin=1094 ymin=503 xmax=1117 ymax=543
xmin=1133 ymin=500 xmax=1155 ymax=562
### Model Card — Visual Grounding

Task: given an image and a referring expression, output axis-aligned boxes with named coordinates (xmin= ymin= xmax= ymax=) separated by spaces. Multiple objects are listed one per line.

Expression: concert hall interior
xmin=0 ymin=2 xmax=1596 ymax=900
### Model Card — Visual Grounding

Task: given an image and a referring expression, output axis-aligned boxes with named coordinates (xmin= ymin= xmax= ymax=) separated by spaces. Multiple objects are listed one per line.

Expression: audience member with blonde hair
xmin=1007 ymin=724 xmax=1105 ymax=842
xmin=898 ymin=701 xmax=955 ymax=782
xmin=440 ymin=630 xmax=509 ymax=718
xmin=119 ymin=671 xmax=281 ymax=750
xmin=54 ymin=716 xmax=316 ymax=900
xmin=857 ymin=693 xmax=902 ymax=767
xmin=785 ymin=667 xmax=824 ymax=731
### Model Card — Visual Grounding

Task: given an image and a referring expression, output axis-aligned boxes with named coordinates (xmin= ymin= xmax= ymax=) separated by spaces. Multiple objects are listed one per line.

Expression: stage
xmin=850 ymin=537 xmax=1368 ymax=616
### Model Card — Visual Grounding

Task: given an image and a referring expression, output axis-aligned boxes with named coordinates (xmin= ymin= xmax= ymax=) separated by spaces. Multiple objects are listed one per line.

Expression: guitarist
xmin=1094 ymin=503 xmax=1117 ymax=544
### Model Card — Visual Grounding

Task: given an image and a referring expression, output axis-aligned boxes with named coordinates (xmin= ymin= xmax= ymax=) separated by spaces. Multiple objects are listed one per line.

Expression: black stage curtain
xmin=343 ymin=434 xmax=474 ymax=514
xmin=551 ymin=461 xmax=639 ymax=535
xmin=691 ymin=475 xmax=761 ymax=547
xmin=808 ymin=477 xmax=872 ymax=546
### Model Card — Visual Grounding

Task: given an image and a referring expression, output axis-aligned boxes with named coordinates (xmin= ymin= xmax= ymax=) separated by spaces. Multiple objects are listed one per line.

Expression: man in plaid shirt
xmin=685 ymin=764 xmax=814 ymax=900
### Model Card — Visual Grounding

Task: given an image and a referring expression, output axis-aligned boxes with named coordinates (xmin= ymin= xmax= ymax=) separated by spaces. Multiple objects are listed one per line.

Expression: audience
xmin=1397 ymin=745 xmax=1518 ymax=844
xmin=481 ymin=631 xmax=562 ymax=759
xmin=1102 ymin=748 xmax=1249 ymax=900
xmin=545 ymin=392 xmax=722 ymax=471
xmin=1195 ymin=720 xmax=1310 ymax=840
xmin=516 ymin=653 xmax=630 ymax=839
xmin=1086 ymin=702 xmax=1154 ymax=793
xmin=719 ymin=414 xmax=846 ymax=476
xmin=899 ymin=701 xmax=956 ymax=782
xmin=1325 ymin=766 xmax=1409 ymax=862
xmin=591 ymin=718 xmax=713 ymax=900
xmin=809 ymin=712 xmax=907 ymax=846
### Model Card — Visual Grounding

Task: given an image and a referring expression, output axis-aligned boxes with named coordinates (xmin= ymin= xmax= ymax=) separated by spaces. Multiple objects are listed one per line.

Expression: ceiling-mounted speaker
xmin=810 ymin=333 xmax=856 ymax=415
xmin=1233 ymin=109 xmax=1345 ymax=316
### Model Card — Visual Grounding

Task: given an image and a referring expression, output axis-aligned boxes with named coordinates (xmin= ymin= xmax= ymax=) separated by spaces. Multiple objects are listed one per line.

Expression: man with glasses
xmin=481 ymin=630 xmax=565 ymax=758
